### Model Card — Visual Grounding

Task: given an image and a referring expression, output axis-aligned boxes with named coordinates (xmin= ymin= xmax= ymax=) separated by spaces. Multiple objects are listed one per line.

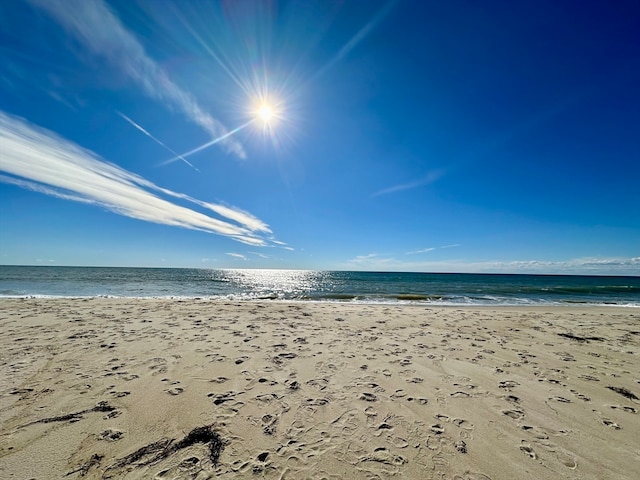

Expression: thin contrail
xmin=117 ymin=112 xmax=199 ymax=171
xmin=311 ymin=0 xmax=397 ymax=82
xmin=159 ymin=119 xmax=255 ymax=166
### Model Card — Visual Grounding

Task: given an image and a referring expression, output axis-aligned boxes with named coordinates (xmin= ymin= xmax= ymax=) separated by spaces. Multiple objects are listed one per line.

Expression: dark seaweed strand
xmin=20 ymin=401 xmax=116 ymax=428
xmin=607 ymin=386 xmax=639 ymax=401
xmin=105 ymin=423 xmax=226 ymax=475
xmin=557 ymin=333 xmax=605 ymax=342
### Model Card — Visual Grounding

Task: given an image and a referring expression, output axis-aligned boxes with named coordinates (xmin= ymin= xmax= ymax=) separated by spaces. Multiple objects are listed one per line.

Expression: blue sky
xmin=1 ymin=0 xmax=639 ymax=274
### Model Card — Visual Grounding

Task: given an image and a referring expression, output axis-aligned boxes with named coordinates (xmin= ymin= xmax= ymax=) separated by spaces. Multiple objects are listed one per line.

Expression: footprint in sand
xmin=392 ymin=436 xmax=409 ymax=448
xmin=549 ymin=396 xmax=572 ymax=403
xmin=452 ymin=418 xmax=474 ymax=430
xmin=502 ymin=408 xmax=525 ymax=420
xmin=359 ymin=392 xmax=378 ymax=402
xmin=430 ymin=424 xmax=445 ymax=435
xmin=555 ymin=449 xmax=578 ymax=469
xmin=519 ymin=442 xmax=537 ymax=459
xmin=455 ymin=440 xmax=467 ymax=453
xmin=109 ymin=390 xmax=130 ymax=398
xmin=450 ymin=391 xmax=471 ymax=398
xmin=601 ymin=419 xmax=621 ymax=429
xmin=358 ymin=447 xmax=406 ymax=466
xmin=569 ymin=389 xmax=591 ymax=401
xmin=261 ymin=414 xmax=278 ymax=435
xmin=164 ymin=387 xmax=184 ymax=395
xmin=305 ymin=397 xmax=329 ymax=407
xmin=521 ymin=425 xmax=549 ymax=440
xmin=453 ymin=472 xmax=492 ymax=480
xmin=391 ymin=389 xmax=408 ymax=399
xmin=498 ymin=380 xmax=520 ymax=390
xmin=99 ymin=429 xmax=125 ymax=441
xmin=609 ymin=405 xmax=637 ymax=414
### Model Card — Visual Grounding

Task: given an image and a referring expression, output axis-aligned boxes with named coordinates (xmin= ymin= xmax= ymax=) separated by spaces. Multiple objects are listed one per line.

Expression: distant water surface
xmin=0 ymin=266 xmax=639 ymax=307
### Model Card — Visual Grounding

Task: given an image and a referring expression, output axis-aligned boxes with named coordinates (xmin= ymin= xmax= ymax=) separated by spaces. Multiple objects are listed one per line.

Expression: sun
xmin=258 ymin=104 xmax=274 ymax=122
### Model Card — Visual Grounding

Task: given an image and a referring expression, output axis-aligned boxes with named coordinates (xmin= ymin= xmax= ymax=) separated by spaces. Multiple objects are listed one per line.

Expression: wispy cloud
xmin=0 ymin=111 xmax=270 ymax=245
xmin=407 ymin=247 xmax=436 ymax=255
xmin=272 ymin=240 xmax=295 ymax=251
xmin=27 ymin=0 xmax=246 ymax=159
xmin=226 ymin=253 xmax=247 ymax=260
xmin=343 ymin=253 xmax=640 ymax=275
xmin=407 ymin=244 xmax=460 ymax=255
xmin=372 ymin=170 xmax=444 ymax=197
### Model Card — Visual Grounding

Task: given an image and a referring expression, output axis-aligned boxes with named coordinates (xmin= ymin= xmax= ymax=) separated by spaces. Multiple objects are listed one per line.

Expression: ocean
xmin=1 ymin=266 xmax=639 ymax=307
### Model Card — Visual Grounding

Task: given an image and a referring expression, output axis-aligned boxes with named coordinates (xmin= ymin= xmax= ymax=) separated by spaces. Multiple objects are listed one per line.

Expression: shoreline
xmin=2 ymin=295 xmax=639 ymax=309
xmin=1 ymin=298 xmax=639 ymax=479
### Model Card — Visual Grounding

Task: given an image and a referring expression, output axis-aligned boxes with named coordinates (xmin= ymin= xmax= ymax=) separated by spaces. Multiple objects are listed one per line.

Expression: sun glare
xmin=258 ymin=104 xmax=274 ymax=122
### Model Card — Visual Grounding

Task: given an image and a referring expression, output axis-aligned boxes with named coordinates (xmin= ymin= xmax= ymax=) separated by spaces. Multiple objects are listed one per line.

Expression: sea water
xmin=1 ymin=266 xmax=639 ymax=307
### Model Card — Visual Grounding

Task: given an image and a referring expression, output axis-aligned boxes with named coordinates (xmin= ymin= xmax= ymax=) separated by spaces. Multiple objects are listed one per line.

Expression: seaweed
xmin=21 ymin=401 xmax=116 ymax=427
xmin=108 ymin=438 xmax=172 ymax=469
xmin=65 ymin=454 xmax=103 ymax=477
xmin=104 ymin=424 xmax=225 ymax=477
xmin=173 ymin=425 xmax=225 ymax=465
xmin=557 ymin=333 xmax=604 ymax=343
xmin=607 ymin=386 xmax=639 ymax=401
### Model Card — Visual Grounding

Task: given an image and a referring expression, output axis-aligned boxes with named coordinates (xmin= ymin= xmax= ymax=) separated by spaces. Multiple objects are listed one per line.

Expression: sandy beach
xmin=0 ymin=298 xmax=638 ymax=479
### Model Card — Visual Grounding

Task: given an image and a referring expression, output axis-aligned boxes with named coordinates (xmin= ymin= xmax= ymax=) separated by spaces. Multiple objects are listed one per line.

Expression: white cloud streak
xmin=344 ymin=254 xmax=640 ymax=275
xmin=407 ymin=247 xmax=436 ymax=255
xmin=27 ymin=0 xmax=246 ymax=159
xmin=372 ymin=170 xmax=444 ymax=197
xmin=0 ymin=111 xmax=270 ymax=245
xmin=407 ymin=244 xmax=460 ymax=255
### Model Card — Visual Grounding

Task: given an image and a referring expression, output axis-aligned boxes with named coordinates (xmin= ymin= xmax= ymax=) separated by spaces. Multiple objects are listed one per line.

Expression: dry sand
xmin=0 ymin=298 xmax=638 ymax=479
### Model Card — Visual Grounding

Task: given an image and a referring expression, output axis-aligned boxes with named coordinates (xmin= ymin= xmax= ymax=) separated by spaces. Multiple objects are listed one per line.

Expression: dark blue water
xmin=0 ymin=266 xmax=639 ymax=306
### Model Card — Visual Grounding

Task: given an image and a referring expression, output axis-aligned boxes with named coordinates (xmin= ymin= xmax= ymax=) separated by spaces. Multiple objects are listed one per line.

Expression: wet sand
xmin=1 ymin=298 xmax=638 ymax=479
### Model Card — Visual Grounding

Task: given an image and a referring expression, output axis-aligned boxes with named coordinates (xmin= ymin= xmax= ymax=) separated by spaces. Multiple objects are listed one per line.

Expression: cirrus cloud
xmin=26 ymin=0 xmax=246 ymax=159
xmin=0 ymin=111 xmax=271 ymax=245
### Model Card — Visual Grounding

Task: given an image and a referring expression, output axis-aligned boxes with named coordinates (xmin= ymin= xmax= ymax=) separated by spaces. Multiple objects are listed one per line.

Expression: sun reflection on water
xmin=218 ymin=269 xmax=326 ymax=299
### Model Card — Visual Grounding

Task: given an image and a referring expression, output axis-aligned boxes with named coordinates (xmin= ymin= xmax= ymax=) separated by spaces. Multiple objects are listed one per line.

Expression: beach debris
xmin=65 ymin=453 xmax=103 ymax=477
xmin=104 ymin=424 xmax=225 ymax=477
xmin=20 ymin=401 xmax=116 ymax=427
xmin=558 ymin=333 xmax=605 ymax=342
xmin=607 ymin=386 xmax=639 ymax=401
